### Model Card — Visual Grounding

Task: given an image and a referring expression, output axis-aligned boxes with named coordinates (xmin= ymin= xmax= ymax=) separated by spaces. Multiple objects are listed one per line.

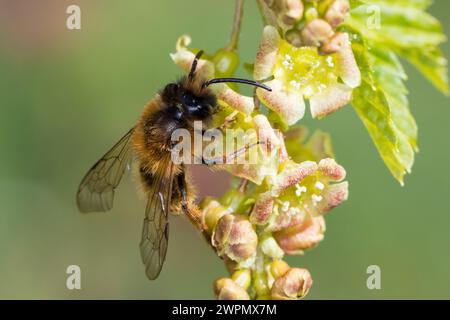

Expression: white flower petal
xmin=254 ymin=26 xmax=281 ymax=80
xmin=310 ymin=83 xmax=352 ymax=118
xmin=170 ymin=47 xmax=215 ymax=79
xmin=253 ymin=114 xmax=280 ymax=154
xmin=257 ymin=80 xmax=305 ymax=125
xmin=212 ymin=83 xmax=254 ymax=115
xmin=335 ymin=33 xmax=361 ymax=88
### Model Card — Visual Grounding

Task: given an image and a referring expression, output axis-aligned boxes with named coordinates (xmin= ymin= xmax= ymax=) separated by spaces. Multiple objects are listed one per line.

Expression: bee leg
xmin=201 ymin=140 xmax=264 ymax=166
xmin=218 ymin=111 xmax=238 ymax=132
xmin=177 ymin=172 xmax=203 ymax=229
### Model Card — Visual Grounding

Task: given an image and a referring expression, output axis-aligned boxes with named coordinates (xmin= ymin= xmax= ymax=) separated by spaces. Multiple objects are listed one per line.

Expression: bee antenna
xmin=188 ymin=50 xmax=204 ymax=80
xmin=202 ymin=77 xmax=272 ymax=92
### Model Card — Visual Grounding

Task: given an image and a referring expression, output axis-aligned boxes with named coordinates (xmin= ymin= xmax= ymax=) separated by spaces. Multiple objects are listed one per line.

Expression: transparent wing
xmin=77 ymin=128 xmax=134 ymax=213
xmin=140 ymin=163 xmax=175 ymax=280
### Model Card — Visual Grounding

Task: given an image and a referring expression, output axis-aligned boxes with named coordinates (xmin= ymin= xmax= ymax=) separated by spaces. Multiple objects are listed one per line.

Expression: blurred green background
xmin=0 ymin=0 xmax=449 ymax=299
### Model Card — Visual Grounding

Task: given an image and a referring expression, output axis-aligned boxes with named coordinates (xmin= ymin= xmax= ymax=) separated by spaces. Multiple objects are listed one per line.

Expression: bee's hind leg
xmin=177 ymin=172 xmax=204 ymax=230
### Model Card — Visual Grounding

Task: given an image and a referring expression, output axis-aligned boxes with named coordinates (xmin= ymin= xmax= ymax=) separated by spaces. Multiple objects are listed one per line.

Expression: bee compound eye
xmin=164 ymin=83 xmax=179 ymax=95
xmin=182 ymin=92 xmax=199 ymax=108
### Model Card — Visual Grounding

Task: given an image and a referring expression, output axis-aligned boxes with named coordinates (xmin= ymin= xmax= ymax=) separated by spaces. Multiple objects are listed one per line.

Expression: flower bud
xmin=285 ymin=0 xmax=304 ymax=20
xmin=231 ymin=269 xmax=252 ymax=290
xmin=320 ymin=31 xmax=346 ymax=54
xmin=278 ymin=0 xmax=304 ymax=27
xmin=271 ymin=268 xmax=312 ymax=300
xmin=212 ymin=214 xmax=258 ymax=263
xmin=269 ymin=260 xmax=290 ymax=280
xmin=274 ymin=216 xmax=325 ymax=254
xmin=325 ymin=0 xmax=350 ymax=28
xmin=212 ymin=48 xmax=239 ymax=78
xmin=200 ymin=198 xmax=229 ymax=235
xmin=300 ymin=19 xmax=334 ymax=47
xmin=214 ymin=278 xmax=250 ymax=300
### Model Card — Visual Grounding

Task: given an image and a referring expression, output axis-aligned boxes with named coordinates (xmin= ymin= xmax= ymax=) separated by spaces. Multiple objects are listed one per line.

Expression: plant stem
xmin=253 ymin=247 xmax=270 ymax=299
xmin=226 ymin=0 xmax=245 ymax=51
xmin=237 ymin=178 xmax=249 ymax=194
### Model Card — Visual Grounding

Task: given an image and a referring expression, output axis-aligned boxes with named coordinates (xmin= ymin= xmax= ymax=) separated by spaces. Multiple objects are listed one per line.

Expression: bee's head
xmin=160 ymin=50 xmax=271 ymax=122
xmin=161 ymin=81 xmax=218 ymax=122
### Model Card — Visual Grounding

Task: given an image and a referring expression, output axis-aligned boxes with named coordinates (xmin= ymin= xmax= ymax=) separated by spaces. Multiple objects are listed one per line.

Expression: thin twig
xmin=226 ymin=0 xmax=245 ymax=51
xmin=237 ymin=178 xmax=249 ymax=194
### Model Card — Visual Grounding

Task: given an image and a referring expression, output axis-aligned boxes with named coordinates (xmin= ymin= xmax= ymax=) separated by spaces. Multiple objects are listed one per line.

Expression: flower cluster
xmin=259 ymin=0 xmax=351 ymax=50
xmin=170 ymin=0 xmax=357 ymax=300
xmin=198 ymin=128 xmax=348 ymax=299
xmin=255 ymin=0 xmax=360 ymax=125
xmin=255 ymin=24 xmax=360 ymax=125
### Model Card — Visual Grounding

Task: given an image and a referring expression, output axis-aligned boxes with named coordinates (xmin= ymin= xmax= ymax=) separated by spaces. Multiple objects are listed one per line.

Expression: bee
xmin=76 ymin=51 xmax=271 ymax=280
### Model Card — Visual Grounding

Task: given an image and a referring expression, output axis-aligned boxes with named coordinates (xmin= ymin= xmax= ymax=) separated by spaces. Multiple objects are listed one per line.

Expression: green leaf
xmin=355 ymin=0 xmax=432 ymax=10
xmin=397 ymin=47 xmax=449 ymax=95
xmin=350 ymin=32 xmax=417 ymax=184
xmin=347 ymin=2 xmax=445 ymax=47
xmin=349 ymin=0 xmax=366 ymax=9
xmin=345 ymin=0 xmax=448 ymax=94
xmin=342 ymin=0 xmax=448 ymax=183
xmin=370 ymin=47 xmax=418 ymax=152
